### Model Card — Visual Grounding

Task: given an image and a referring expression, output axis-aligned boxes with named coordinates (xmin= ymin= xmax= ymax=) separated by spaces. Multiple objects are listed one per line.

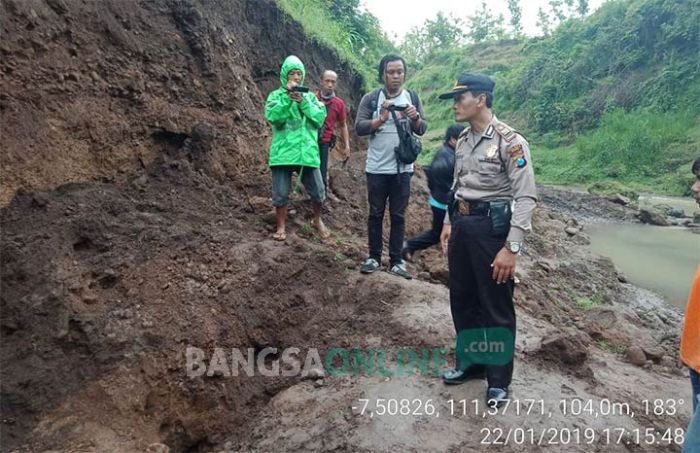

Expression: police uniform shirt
xmin=446 ymin=115 xmax=537 ymax=243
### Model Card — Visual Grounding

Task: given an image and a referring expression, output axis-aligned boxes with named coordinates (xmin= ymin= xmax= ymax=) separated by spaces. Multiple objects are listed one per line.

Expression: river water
xmin=587 ymin=194 xmax=699 ymax=310
xmin=588 ymin=223 xmax=698 ymax=309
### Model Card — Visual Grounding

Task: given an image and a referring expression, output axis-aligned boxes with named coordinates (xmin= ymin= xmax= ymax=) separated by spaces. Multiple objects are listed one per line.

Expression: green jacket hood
xmin=280 ymin=55 xmax=305 ymax=86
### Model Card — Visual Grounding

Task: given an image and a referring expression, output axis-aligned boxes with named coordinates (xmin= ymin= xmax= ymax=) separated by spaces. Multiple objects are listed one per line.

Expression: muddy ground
xmin=0 ymin=0 xmax=694 ymax=452
xmin=2 ymin=150 xmax=692 ymax=453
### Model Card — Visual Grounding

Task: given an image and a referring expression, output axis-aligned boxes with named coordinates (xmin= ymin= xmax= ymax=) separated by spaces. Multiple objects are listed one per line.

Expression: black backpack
xmin=389 ymin=108 xmax=422 ymax=167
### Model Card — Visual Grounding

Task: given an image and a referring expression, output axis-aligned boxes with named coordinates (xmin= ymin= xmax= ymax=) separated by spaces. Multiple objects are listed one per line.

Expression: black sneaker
xmin=486 ymin=387 xmax=510 ymax=408
xmin=442 ymin=367 xmax=486 ymax=385
xmin=388 ymin=261 xmax=412 ymax=280
xmin=360 ymin=258 xmax=380 ymax=274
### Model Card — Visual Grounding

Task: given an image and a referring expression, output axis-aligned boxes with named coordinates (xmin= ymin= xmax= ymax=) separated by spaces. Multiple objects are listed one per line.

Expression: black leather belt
xmin=453 ymin=199 xmax=510 ymax=217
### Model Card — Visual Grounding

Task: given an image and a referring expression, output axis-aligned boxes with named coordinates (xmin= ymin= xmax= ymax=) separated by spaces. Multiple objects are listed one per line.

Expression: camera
xmin=289 ymin=86 xmax=310 ymax=93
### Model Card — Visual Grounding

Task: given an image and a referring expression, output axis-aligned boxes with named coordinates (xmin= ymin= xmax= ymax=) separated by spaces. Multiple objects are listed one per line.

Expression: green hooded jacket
xmin=265 ymin=55 xmax=327 ymax=168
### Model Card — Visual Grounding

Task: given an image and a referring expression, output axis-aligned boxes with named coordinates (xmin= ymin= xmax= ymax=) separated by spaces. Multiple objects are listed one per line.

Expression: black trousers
xmin=319 ymin=142 xmax=331 ymax=190
xmin=405 ymin=206 xmax=446 ymax=252
xmin=448 ymin=214 xmax=515 ymax=388
xmin=366 ymin=172 xmax=412 ymax=265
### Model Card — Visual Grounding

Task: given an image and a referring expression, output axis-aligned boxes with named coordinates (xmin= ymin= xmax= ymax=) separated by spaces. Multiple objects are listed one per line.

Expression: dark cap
xmin=438 ymin=73 xmax=495 ymax=100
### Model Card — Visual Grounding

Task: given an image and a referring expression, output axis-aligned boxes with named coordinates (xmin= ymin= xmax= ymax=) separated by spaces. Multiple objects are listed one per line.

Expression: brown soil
xmin=0 ymin=1 xmax=692 ymax=452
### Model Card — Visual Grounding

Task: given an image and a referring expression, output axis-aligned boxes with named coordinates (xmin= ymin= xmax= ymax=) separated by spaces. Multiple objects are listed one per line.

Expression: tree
xmin=467 ymin=2 xmax=506 ymax=43
xmin=507 ymin=0 xmax=523 ymax=37
xmin=536 ymin=7 xmax=552 ymax=36
xmin=577 ymin=0 xmax=589 ymax=17
xmin=548 ymin=0 xmax=567 ymax=23
xmin=400 ymin=12 xmax=465 ymax=63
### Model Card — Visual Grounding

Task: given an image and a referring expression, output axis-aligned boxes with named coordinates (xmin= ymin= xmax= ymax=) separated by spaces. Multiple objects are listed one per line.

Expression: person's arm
xmin=405 ymin=93 xmax=427 ymax=136
xmin=355 ymin=91 xmax=389 ymax=136
xmin=490 ymin=135 xmax=538 ymax=284
xmin=339 ymin=118 xmax=350 ymax=152
xmin=264 ymin=89 xmax=293 ymax=127
xmin=502 ymin=136 xmax=538 ymax=243
xmin=338 ymin=101 xmax=350 ymax=151
xmin=299 ymin=93 xmax=327 ymax=129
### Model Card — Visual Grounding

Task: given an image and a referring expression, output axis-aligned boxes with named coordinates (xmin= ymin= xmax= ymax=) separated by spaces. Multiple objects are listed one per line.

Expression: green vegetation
xmin=405 ymin=0 xmax=699 ymax=195
xmin=586 ymin=181 xmax=639 ymax=201
xmin=275 ymin=0 xmax=394 ymax=89
xmin=575 ymin=295 xmax=602 ymax=311
xmin=596 ymin=340 xmax=628 ymax=355
xmin=276 ymin=0 xmax=699 ymax=195
xmin=531 ymin=109 xmax=699 ymax=194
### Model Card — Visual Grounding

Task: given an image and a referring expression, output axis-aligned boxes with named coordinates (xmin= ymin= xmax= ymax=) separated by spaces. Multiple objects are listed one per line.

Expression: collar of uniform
xmin=483 ymin=115 xmax=498 ymax=139
xmin=458 ymin=127 xmax=470 ymax=140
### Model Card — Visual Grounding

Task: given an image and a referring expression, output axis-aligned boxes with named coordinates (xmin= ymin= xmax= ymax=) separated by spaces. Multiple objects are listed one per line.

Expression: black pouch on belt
xmin=446 ymin=189 xmax=456 ymax=219
xmin=489 ymin=201 xmax=512 ymax=236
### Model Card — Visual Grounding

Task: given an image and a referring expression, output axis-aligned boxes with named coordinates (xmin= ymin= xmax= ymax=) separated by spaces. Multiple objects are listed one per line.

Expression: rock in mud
xmin=625 ymin=346 xmax=647 ymax=366
xmin=639 ymin=208 xmax=669 ymax=226
xmin=537 ymin=327 xmax=590 ymax=366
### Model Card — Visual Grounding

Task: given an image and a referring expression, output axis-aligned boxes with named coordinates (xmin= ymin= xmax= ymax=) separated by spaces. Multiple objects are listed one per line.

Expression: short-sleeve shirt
xmin=316 ymin=94 xmax=347 ymax=144
xmin=366 ymin=90 xmax=415 ymax=174
xmin=450 ymin=115 xmax=537 ymax=242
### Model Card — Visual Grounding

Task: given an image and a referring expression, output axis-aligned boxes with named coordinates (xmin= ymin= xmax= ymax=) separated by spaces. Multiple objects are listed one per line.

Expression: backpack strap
xmin=368 ymin=88 xmax=382 ymax=113
xmin=409 ymin=90 xmax=419 ymax=108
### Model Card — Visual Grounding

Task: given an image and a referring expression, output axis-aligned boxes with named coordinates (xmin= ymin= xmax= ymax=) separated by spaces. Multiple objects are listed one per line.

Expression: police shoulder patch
xmin=494 ymin=122 xmax=517 ymax=142
xmin=507 ymin=144 xmax=524 ymax=156
xmin=514 ymin=157 xmax=527 ymax=168
xmin=507 ymin=144 xmax=527 ymax=168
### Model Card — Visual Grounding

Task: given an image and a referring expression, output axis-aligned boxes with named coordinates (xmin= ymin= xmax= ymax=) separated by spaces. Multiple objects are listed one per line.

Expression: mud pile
xmin=0 ymin=0 xmax=691 ymax=452
xmin=0 ymin=0 xmax=362 ymax=206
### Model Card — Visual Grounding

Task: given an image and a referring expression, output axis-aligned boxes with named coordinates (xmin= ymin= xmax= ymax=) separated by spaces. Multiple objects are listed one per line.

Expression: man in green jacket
xmin=265 ymin=55 xmax=330 ymax=241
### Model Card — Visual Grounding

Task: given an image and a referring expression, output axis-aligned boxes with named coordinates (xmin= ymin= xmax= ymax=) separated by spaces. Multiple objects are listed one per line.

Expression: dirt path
xmin=219 ymin=274 xmax=689 ymax=453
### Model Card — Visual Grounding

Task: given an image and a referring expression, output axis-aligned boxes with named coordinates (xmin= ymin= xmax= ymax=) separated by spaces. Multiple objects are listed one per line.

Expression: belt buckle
xmin=458 ymin=201 xmax=470 ymax=215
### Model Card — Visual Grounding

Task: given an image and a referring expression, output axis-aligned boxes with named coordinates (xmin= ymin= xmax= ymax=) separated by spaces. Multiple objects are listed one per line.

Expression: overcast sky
xmin=361 ymin=0 xmax=604 ymax=43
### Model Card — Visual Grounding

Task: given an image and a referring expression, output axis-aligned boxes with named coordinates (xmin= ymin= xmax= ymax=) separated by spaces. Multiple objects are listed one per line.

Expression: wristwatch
xmin=505 ymin=241 xmax=521 ymax=254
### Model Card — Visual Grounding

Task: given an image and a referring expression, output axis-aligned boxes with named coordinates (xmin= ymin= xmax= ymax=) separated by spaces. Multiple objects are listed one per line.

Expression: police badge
xmin=486 ymin=144 xmax=498 ymax=159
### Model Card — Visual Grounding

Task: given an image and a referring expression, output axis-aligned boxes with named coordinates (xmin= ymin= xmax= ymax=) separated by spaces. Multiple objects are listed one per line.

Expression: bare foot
xmin=314 ymin=220 xmax=331 ymax=239
xmin=272 ymin=230 xmax=287 ymax=241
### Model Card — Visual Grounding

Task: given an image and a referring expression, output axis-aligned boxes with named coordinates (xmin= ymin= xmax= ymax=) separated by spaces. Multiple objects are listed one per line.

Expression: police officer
xmin=437 ymin=74 xmax=537 ymax=407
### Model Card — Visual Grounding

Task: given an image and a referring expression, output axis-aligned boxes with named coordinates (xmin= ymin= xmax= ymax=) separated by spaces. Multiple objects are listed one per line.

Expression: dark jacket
xmin=425 ymin=143 xmax=455 ymax=204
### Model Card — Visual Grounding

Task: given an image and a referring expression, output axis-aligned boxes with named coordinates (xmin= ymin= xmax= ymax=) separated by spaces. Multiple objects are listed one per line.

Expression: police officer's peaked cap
xmin=438 ymin=73 xmax=495 ymax=100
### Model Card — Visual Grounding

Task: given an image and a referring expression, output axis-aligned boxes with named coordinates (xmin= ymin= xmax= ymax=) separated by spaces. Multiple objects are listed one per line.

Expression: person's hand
xmin=440 ymin=224 xmax=451 ymax=257
xmin=379 ymin=100 xmax=393 ymax=123
xmin=491 ymin=248 xmax=517 ymax=284
xmin=337 ymin=143 xmax=350 ymax=160
xmin=405 ymin=104 xmax=419 ymax=121
xmin=287 ymin=82 xmax=302 ymax=103
xmin=381 ymin=99 xmax=394 ymax=110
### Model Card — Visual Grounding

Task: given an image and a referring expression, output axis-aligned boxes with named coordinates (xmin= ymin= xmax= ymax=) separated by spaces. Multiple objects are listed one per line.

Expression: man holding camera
xmin=355 ymin=54 xmax=427 ymax=279
xmin=264 ymin=55 xmax=329 ymax=241
xmin=437 ymin=74 xmax=537 ymax=407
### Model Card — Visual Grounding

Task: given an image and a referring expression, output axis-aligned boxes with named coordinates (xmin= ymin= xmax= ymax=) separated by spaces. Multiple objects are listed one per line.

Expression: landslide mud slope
xmin=0 ymin=0 xmax=692 ymax=452
xmin=0 ymin=0 xmax=362 ymax=206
